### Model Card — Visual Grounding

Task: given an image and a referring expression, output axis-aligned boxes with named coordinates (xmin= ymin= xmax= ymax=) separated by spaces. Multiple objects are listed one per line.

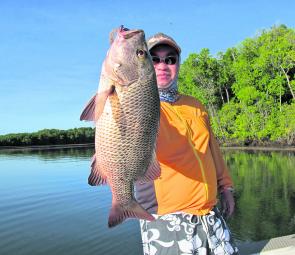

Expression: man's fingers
xmin=227 ymin=200 xmax=235 ymax=216
xmin=221 ymin=189 xmax=235 ymax=218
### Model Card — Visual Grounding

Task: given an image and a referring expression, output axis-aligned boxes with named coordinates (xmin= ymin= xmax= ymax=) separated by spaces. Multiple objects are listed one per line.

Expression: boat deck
xmin=238 ymin=234 xmax=295 ymax=254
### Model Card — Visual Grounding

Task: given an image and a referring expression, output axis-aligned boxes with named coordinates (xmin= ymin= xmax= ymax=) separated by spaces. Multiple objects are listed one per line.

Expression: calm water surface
xmin=0 ymin=148 xmax=294 ymax=255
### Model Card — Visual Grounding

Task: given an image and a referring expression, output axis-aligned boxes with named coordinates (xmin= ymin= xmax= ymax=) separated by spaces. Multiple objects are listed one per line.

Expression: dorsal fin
xmin=88 ymin=154 xmax=107 ymax=186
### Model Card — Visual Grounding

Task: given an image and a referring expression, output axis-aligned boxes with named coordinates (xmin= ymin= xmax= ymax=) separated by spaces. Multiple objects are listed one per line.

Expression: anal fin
xmin=137 ymin=151 xmax=161 ymax=184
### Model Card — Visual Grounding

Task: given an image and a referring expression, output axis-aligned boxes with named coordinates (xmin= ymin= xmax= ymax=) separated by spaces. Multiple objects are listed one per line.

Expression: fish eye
xmin=136 ymin=49 xmax=146 ymax=58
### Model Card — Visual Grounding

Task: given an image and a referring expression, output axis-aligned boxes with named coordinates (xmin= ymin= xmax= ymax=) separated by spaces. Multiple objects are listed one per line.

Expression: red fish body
xmin=80 ymin=26 xmax=160 ymax=228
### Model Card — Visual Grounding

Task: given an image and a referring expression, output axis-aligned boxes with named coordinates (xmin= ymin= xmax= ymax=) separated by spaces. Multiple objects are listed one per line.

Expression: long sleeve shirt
xmin=136 ymin=95 xmax=233 ymax=216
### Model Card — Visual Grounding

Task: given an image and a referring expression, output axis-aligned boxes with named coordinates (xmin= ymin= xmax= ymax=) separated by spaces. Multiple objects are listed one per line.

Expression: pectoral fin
xmin=80 ymin=85 xmax=115 ymax=121
xmin=80 ymin=94 xmax=97 ymax=121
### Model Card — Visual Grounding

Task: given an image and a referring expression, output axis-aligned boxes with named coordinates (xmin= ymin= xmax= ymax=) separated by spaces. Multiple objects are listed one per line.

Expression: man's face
xmin=150 ymin=45 xmax=179 ymax=89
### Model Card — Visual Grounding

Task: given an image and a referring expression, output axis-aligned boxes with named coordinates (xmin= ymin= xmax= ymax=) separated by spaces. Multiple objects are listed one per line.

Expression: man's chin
xmin=157 ymin=80 xmax=172 ymax=88
xmin=157 ymin=83 xmax=171 ymax=89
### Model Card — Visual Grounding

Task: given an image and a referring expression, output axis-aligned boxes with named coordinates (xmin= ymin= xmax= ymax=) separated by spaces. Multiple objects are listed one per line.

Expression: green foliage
xmin=178 ymin=53 xmax=208 ymax=104
xmin=0 ymin=128 xmax=95 ymax=146
xmin=179 ymin=48 xmax=231 ymax=116
xmin=212 ymin=102 xmax=240 ymax=139
xmin=179 ymin=24 xmax=295 ymax=145
xmin=275 ymin=103 xmax=295 ymax=144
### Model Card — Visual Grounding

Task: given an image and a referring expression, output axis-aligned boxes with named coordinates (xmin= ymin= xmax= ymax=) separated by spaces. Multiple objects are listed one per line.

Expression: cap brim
xmin=148 ymin=39 xmax=181 ymax=54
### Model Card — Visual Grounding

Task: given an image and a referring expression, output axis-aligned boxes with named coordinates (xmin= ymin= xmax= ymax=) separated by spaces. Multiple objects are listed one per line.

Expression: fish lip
xmin=118 ymin=26 xmax=143 ymax=39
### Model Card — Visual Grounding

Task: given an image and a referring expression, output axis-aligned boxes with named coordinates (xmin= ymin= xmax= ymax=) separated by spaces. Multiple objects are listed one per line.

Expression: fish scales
xmin=96 ymin=79 xmax=159 ymax=199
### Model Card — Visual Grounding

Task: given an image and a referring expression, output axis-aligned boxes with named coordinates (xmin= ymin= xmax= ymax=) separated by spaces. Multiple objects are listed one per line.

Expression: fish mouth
xmin=118 ymin=25 xmax=143 ymax=39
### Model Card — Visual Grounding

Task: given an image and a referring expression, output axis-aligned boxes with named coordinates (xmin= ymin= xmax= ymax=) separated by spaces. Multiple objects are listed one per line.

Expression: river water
xmin=0 ymin=148 xmax=294 ymax=255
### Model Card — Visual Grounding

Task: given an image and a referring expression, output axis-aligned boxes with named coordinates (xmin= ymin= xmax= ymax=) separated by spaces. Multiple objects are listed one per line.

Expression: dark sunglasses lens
xmin=165 ymin=56 xmax=177 ymax=65
xmin=152 ymin=56 xmax=160 ymax=63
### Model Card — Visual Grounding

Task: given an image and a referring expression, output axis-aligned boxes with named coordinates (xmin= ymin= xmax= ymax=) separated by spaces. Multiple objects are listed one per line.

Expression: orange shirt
xmin=154 ymin=95 xmax=233 ymax=216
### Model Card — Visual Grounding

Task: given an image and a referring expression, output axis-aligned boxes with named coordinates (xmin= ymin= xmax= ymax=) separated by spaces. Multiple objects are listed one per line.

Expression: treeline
xmin=179 ymin=24 xmax=295 ymax=146
xmin=0 ymin=128 xmax=94 ymax=146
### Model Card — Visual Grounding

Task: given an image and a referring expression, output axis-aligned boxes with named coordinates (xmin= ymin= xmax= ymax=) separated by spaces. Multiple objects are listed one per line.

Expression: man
xmin=136 ymin=33 xmax=239 ymax=255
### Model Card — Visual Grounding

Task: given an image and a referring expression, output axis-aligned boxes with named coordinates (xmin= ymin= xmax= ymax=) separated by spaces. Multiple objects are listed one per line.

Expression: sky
xmin=0 ymin=0 xmax=295 ymax=135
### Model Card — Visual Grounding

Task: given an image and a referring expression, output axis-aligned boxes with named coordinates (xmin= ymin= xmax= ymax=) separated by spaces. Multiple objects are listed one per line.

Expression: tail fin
xmin=108 ymin=200 xmax=154 ymax=228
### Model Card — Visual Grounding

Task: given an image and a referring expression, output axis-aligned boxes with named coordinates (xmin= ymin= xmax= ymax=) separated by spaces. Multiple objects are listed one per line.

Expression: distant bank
xmin=0 ymin=127 xmax=294 ymax=151
xmin=0 ymin=128 xmax=94 ymax=147
xmin=1 ymin=144 xmax=294 ymax=153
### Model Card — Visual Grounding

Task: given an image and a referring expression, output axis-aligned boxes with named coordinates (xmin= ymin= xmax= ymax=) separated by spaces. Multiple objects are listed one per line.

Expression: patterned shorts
xmin=140 ymin=207 xmax=239 ymax=255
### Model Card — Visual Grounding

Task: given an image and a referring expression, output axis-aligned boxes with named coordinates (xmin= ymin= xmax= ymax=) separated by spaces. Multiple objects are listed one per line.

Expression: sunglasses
xmin=151 ymin=55 xmax=178 ymax=65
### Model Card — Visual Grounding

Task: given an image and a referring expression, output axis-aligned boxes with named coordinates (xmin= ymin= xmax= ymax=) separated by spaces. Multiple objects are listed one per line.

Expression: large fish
xmin=80 ymin=26 xmax=160 ymax=228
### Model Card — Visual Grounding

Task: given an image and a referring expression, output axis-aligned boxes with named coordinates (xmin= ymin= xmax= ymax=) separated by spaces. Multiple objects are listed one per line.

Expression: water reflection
xmin=0 ymin=146 xmax=142 ymax=255
xmin=223 ymin=150 xmax=295 ymax=242
xmin=0 ymin=146 xmax=94 ymax=161
xmin=0 ymin=147 xmax=294 ymax=255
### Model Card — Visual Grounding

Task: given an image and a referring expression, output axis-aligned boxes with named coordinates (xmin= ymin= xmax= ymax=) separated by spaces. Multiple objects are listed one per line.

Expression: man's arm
xmin=208 ymin=123 xmax=235 ymax=218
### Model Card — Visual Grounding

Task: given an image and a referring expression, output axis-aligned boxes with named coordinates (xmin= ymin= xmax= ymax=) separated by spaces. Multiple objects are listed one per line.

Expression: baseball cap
xmin=147 ymin=33 xmax=181 ymax=55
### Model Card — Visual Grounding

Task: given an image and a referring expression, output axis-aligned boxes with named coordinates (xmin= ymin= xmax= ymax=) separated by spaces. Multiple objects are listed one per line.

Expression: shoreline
xmin=0 ymin=143 xmax=294 ymax=152
xmin=221 ymin=146 xmax=295 ymax=152
xmin=0 ymin=143 xmax=94 ymax=152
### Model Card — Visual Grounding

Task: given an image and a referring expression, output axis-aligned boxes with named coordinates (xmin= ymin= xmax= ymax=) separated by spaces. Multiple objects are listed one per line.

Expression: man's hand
xmin=220 ymin=189 xmax=235 ymax=219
